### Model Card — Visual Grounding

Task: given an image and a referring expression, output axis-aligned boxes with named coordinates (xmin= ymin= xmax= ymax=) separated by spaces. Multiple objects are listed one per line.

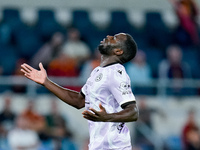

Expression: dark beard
xmin=98 ymin=44 xmax=112 ymax=55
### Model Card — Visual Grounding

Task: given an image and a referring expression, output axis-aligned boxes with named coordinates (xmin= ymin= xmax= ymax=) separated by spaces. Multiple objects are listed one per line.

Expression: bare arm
xmin=82 ymin=102 xmax=139 ymax=122
xmin=21 ymin=63 xmax=85 ymax=109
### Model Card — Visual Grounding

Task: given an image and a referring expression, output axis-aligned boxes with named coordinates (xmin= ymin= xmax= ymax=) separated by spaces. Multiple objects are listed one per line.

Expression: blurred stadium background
xmin=0 ymin=0 xmax=200 ymax=150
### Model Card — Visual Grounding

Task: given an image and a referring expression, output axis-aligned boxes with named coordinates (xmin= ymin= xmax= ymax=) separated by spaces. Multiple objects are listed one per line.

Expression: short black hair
xmin=119 ymin=34 xmax=137 ymax=63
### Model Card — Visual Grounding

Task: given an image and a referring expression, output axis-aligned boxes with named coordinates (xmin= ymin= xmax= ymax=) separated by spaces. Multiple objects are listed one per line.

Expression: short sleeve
xmin=108 ymin=69 xmax=136 ymax=107
xmin=81 ymin=84 xmax=86 ymax=96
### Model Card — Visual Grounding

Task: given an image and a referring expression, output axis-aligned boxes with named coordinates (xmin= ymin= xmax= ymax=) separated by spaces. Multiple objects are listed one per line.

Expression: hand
xmin=21 ymin=63 xmax=47 ymax=85
xmin=82 ymin=103 xmax=110 ymax=122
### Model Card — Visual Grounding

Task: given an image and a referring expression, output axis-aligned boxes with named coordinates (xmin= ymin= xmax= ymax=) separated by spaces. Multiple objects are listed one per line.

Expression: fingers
xmin=99 ymin=103 xmax=105 ymax=111
xmin=20 ymin=63 xmax=35 ymax=79
xmin=21 ymin=65 xmax=32 ymax=74
xmin=20 ymin=69 xmax=32 ymax=79
xmin=82 ymin=110 xmax=95 ymax=116
xmin=21 ymin=63 xmax=34 ymax=71
xmin=83 ymin=115 xmax=97 ymax=121
xmin=89 ymin=108 xmax=99 ymax=115
xmin=87 ymin=104 xmax=105 ymax=115
xmin=82 ymin=110 xmax=99 ymax=121
xmin=39 ymin=62 xmax=44 ymax=71
xmin=20 ymin=68 xmax=30 ymax=75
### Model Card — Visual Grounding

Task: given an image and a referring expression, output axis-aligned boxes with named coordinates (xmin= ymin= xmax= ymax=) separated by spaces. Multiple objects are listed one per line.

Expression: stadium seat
xmin=2 ymin=8 xmax=24 ymax=32
xmin=71 ymin=10 xmax=109 ymax=51
xmin=36 ymin=9 xmax=65 ymax=42
xmin=84 ymin=25 xmax=109 ymax=52
xmin=72 ymin=10 xmax=94 ymax=38
xmin=0 ymin=23 xmax=12 ymax=45
xmin=182 ymin=46 xmax=200 ymax=79
xmin=172 ymin=26 xmax=193 ymax=46
xmin=144 ymin=11 xmax=171 ymax=49
xmin=14 ymin=26 xmax=43 ymax=59
xmin=3 ymin=8 xmax=19 ymax=21
xmin=143 ymin=47 xmax=165 ymax=78
xmin=3 ymin=8 xmax=21 ymax=24
xmin=0 ymin=44 xmax=19 ymax=75
xmin=109 ymin=10 xmax=133 ymax=35
xmin=108 ymin=10 xmax=148 ymax=49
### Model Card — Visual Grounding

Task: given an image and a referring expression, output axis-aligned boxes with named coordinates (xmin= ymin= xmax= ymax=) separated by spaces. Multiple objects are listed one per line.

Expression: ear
xmin=114 ymin=48 xmax=123 ymax=56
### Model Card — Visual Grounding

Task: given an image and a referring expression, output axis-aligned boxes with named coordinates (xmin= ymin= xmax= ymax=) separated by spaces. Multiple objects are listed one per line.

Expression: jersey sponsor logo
xmin=95 ymin=73 xmax=103 ymax=82
xmin=118 ymin=82 xmax=132 ymax=95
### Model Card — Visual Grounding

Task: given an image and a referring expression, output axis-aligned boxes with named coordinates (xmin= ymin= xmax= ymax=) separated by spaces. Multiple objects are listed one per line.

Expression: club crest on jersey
xmin=95 ymin=73 xmax=103 ymax=82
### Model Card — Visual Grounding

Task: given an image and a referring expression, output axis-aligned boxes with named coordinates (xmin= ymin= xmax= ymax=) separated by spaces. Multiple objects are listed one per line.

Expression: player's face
xmin=98 ymin=33 xmax=126 ymax=55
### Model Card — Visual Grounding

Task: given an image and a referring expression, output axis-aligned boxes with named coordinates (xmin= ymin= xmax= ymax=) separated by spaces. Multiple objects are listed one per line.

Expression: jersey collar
xmin=102 ymin=62 xmax=122 ymax=67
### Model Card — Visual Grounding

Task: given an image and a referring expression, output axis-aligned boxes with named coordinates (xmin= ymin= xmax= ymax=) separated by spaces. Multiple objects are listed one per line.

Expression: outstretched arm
xmin=21 ymin=63 xmax=85 ymax=109
xmin=82 ymin=102 xmax=139 ymax=122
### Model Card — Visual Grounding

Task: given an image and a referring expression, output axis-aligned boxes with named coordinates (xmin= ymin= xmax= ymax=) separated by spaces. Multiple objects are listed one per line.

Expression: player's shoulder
xmin=90 ymin=66 xmax=100 ymax=75
xmin=104 ymin=63 xmax=127 ymax=77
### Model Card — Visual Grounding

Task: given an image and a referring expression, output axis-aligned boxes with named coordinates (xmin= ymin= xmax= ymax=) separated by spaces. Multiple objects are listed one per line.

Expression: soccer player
xmin=21 ymin=33 xmax=139 ymax=150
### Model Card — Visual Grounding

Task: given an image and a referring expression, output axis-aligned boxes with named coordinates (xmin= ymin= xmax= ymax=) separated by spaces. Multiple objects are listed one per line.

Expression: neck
xmin=100 ymin=55 xmax=121 ymax=67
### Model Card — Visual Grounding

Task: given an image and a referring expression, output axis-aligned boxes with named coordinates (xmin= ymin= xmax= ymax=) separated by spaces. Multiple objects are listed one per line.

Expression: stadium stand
xmin=0 ymin=8 xmax=199 ymax=93
xmin=0 ymin=6 xmax=200 ymax=150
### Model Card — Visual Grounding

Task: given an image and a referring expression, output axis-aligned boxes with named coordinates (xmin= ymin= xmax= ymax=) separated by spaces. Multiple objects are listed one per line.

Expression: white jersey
xmin=81 ymin=63 xmax=136 ymax=150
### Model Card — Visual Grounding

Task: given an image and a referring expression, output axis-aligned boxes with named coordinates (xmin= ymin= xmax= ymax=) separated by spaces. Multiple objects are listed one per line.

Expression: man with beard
xmin=21 ymin=33 xmax=139 ymax=150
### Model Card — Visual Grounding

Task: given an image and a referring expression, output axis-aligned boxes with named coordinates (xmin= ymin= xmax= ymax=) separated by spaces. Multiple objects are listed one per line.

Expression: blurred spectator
xmin=79 ymin=50 xmax=101 ymax=85
xmin=45 ymin=99 xmax=72 ymax=139
xmin=30 ymin=32 xmax=64 ymax=69
xmin=125 ymin=50 xmax=153 ymax=95
xmin=133 ymin=97 xmax=155 ymax=150
xmin=182 ymin=108 xmax=200 ymax=150
xmin=135 ymin=98 xmax=153 ymax=150
xmin=185 ymin=128 xmax=200 ymax=150
xmin=20 ymin=100 xmax=46 ymax=139
xmin=133 ymin=97 xmax=165 ymax=150
xmin=0 ymin=94 xmax=16 ymax=137
xmin=169 ymin=0 xmax=199 ymax=45
xmin=61 ymin=28 xmax=91 ymax=65
xmin=47 ymin=52 xmax=81 ymax=91
xmin=47 ymin=52 xmax=79 ymax=77
xmin=158 ymin=45 xmax=193 ymax=95
xmin=7 ymin=115 xmax=40 ymax=150
xmin=44 ymin=99 xmax=77 ymax=150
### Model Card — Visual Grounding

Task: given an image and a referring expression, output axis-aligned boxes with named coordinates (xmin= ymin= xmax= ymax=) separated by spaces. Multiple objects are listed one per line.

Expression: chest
xmin=84 ymin=69 xmax=106 ymax=94
xmin=83 ymin=69 xmax=111 ymax=109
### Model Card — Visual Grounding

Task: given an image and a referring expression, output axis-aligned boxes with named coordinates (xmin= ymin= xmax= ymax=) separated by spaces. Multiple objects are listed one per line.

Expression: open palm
xmin=21 ymin=63 xmax=47 ymax=85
